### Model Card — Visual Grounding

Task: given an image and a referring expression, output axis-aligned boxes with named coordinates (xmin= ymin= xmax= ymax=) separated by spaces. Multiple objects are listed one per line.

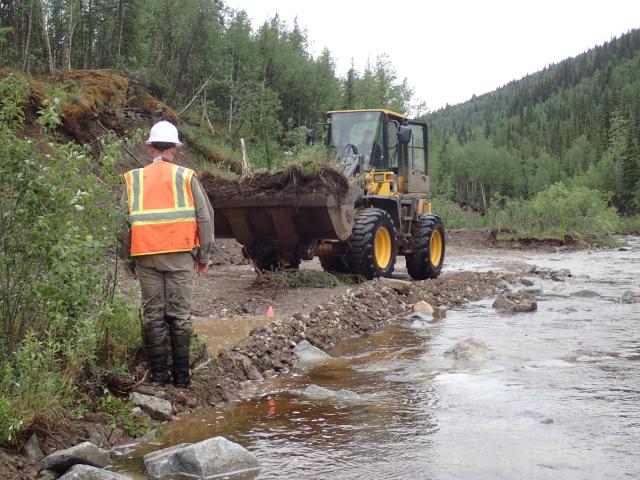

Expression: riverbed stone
xmin=88 ymin=430 xmax=108 ymax=449
xmin=402 ymin=312 xmax=434 ymax=322
xmin=519 ymin=410 xmax=554 ymax=425
xmin=24 ymin=432 xmax=44 ymax=461
xmin=621 ymin=290 xmax=640 ymax=303
xmin=130 ymin=392 xmax=173 ymax=421
xmin=522 ymin=286 xmax=543 ymax=295
xmin=58 ymin=464 xmax=134 ymax=480
xmin=444 ymin=338 xmax=488 ymax=361
xmin=571 ymin=289 xmax=602 ymax=298
xmin=302 ymin=384 xmax=362 ymax=402
xmin=520 ymin=277 xmax=536 ymax=286
xmin=143 ymin=437 xmax=260 ymax=480
xmin=36 ymin=469 xmax=58 ymax=480
xmin=241 ymin=355 xmax=264 ymax=381
xmin=492 ymin=291 xmax=537 ymax=312
xmin=379 ymin=278 xmax=412 ymax=295
xmin=40 ymin=442 xmax=111 ymax=473
xmin=293 ymin=340 xmax=331 ymax=362
xmin=411 ymin=300 xmax=434 ymax=314
xmin=496 ymin=279 xmax=513 ymax=291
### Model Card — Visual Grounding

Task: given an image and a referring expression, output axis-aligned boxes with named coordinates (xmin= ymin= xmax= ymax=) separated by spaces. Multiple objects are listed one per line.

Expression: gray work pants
xmin=136 ymin=257 xmax=194 ymax=359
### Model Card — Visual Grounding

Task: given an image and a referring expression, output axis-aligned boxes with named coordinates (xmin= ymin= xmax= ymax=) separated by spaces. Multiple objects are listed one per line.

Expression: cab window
xmin=408 ymin=124 xmax=426 ymax=174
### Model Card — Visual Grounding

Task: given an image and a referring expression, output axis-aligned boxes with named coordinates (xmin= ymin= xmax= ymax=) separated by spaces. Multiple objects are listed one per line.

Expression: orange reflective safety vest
xmin=124 ymin=161 xmax=200 ymax=256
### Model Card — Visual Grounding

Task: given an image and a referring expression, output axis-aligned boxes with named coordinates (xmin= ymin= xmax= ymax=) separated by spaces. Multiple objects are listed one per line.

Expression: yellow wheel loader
xmin=211 ymin=109 xmax=445 ymax=280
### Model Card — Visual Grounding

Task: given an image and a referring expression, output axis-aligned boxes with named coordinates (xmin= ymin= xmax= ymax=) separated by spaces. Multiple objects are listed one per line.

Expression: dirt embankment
xmin=1 ymin=69 xmax=175 ymax=143
xmin=182 ymin=269 xmax=519 ymax=406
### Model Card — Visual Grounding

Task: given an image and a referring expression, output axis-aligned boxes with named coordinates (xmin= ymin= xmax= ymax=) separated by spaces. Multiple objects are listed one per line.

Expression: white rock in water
xmin=621 ymin=290 xmax=640 ymax=304
xmin=493 ymin=292 xmax=537 ymax=312
xmin=402 ymin=312 xmax=434 ymax=322
xmin=444 ymin=338 xmax=488 ymax=362
xmin=302 ymin=384 xmax=362 ymax=402
xmin=293 ymin=340 xmax=331 ymax=362
xmin=411 ymin=300 xmax=434 ymax=314
xmin=143 ymin=437 xmax=260 ymax=480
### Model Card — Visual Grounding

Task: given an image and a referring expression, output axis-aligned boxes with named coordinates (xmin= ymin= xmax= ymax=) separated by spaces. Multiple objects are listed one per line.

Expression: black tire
xmin=254 ymin=253 xmax=280 ymax=272
xmin=406 ymin=214 xmax=445 ymax=280
xmin=252 ymin=252 xmax=300 ymax=272
xmin=346 ymin=207 xmax=397 ymax=279
xmin=319 ymin=255 xmax=350 ymax=273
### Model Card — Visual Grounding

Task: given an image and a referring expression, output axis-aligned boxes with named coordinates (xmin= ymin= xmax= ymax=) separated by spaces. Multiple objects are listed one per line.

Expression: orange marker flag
xmin=267 ymin=305 xmax=274 ymax=318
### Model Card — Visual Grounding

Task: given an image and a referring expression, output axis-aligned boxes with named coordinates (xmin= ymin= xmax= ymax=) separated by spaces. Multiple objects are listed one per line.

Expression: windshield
xmin=328 ymin=111 xmax=384 ymax=164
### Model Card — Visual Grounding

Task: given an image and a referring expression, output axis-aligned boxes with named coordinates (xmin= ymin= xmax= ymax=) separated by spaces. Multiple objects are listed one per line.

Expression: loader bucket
xmin=211 ymin=187 xmax=361 ymax=251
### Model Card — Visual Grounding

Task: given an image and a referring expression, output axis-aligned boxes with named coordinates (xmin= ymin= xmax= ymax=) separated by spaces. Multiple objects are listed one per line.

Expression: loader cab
xmin=326 ymin=109 xmax=429 ymax=194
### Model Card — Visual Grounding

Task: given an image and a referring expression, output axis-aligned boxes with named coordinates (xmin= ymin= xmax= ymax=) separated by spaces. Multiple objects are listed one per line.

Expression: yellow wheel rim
xmin=374 ymin=226 xmax=392 ymax=269
xmin=430 ymin=229 xmax=443 ymax=266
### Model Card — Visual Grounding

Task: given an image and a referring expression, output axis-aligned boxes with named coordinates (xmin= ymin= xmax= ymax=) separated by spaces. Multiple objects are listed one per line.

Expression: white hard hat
xmin=146 ymin=120 xmax=183 ymax=146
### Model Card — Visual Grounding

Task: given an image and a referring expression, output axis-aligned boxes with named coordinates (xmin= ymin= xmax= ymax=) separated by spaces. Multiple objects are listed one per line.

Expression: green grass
xmin=256 ymin=269 xmax=364 ymax=289
xmin=180 ymin=122 xmax=242 ymax=175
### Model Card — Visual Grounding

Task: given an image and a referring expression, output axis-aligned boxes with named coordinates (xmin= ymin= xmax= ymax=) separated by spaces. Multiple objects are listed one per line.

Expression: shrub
xmin=487 ymin=183 xmax=620 ymax=239
xmin=430 ymin=196 xmax=488 ymax=229
xmin=0 ymin=76 xmax=140 ymax=442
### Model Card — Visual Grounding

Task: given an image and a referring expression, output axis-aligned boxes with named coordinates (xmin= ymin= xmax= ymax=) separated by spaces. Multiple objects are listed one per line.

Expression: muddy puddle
xmin=193 ymin=316 xmax=273 ymax=355
xmin=116 ymin=237 xmax=640 ymax=479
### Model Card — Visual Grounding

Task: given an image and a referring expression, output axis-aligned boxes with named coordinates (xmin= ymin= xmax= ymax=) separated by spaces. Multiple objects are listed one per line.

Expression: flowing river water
xmin=116 ymin=238 xmax=640 ymax=479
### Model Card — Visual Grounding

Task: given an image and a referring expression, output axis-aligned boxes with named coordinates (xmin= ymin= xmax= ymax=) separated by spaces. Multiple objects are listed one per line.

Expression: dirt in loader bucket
xmin=199 ymin=163 xmax=350 ymax=201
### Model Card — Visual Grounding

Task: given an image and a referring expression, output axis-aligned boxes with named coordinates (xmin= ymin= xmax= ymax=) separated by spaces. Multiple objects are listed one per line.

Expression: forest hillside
xmin=426 ymin=28 xmax=640 ymax=215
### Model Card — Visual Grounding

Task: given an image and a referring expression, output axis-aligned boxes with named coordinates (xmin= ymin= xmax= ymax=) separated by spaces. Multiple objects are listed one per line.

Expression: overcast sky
xmin=224 ymin=0 xmax=640 ymax=112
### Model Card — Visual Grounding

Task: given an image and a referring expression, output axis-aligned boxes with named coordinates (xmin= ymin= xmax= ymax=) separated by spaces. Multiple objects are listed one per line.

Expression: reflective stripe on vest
xmin=124 ymin=162 xmax=200 ymax=256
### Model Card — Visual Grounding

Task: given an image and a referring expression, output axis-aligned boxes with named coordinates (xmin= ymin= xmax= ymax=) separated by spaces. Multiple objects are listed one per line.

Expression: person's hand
xmin=130 ymin=267 xmax=137 ymax=280
xmin=196 ymin=262 xmax=209 ymax=275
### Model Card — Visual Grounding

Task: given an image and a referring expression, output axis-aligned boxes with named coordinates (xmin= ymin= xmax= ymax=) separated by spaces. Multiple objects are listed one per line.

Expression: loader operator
xmin=119 ymin=120 xmax=214 ymax=388
xmin=358 ymin=129 xmax=383 ymax=168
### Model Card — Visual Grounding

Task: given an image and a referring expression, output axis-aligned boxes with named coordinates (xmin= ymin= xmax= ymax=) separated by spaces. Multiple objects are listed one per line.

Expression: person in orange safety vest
xmin=119 ymin=120 xmax=214 ymax=388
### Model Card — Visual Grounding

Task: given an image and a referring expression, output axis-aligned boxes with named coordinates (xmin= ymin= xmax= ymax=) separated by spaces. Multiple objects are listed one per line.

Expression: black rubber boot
xmin=171 ymin=355 xmax=190 ymax=388
xmin=148 ymin=353 xmax=170 ymax=385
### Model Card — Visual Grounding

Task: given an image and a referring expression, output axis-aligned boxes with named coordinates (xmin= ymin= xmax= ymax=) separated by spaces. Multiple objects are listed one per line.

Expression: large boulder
xmin=444 ymin=338 xmax=487 ymax=362
xmin=143 ymin=437 xmax=260 ymax=479
xmin=59 ymin=464 xmax=134 ymax=480
xmin=411 ymin=300 xmax=435 ymax=314
xmin=40 ymin=442 xmax=111 ymax=473
xmin=293 ymin=340 xmax=330 ymax=362
xmin=130 ymin=392 xmax=173 ymax=421
xmin=492 ymin=291 xmax=537 ymax=312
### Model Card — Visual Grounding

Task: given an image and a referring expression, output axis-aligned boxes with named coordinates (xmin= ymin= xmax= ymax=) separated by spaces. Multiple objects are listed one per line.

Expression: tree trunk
xmin=240 ymin=138 xmax=252 ymax=179
xmin=228 ymin=94 xmax=234 ymax=134
xmin=117 ymin=0 xmax=123 ymax=66
xmin=38 ymin=0 xmax=55 ymax=73
xmin=84 ymin=0 xmax=93 ymax=68
xmin=65 ymin=0 xmax=75 ymax=70
xmin=22 ymin=1 xmax=33 ymax=73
